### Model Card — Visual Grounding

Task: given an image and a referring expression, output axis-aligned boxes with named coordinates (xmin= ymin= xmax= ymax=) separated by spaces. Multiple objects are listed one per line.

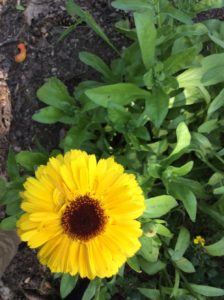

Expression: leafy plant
xmin=2 ymin=0 xmax=224 ymax=299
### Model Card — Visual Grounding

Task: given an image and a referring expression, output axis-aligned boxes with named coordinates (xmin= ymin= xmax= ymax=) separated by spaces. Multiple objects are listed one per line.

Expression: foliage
xmin=1 ymin=0 xmax=224 ymax=299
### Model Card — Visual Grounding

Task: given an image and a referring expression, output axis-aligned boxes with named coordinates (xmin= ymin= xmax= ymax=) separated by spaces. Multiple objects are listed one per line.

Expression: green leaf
xmin=0 ymin=178 xmax=6 ymax=199
xmin=16 ymin=151 xmax=48 ymax=172
xmin=164 ymin=47 xmax=198 ymax=75
xmin=139 ymin=236 xmax=160 ymax=262
xmin=138 ymin=288 xmax=160 ymax=300
xmin=175 ymin=257 xmax=195 ymax=273
xmin=6 ymin=199 xmax=21 ymax=216
xmin=208 ymin=88 xmax=224 ymax=116
xmin=204 ymin=237 xmax=224 ymax=256
xmin=16 ymin=4 xmax=25 ymax=11
xmin=82 ymin=279 xmax=100 ymax=300
xmin=165 ymin=161 xmax=194 ymax=177
xmin=58 ymin=20 xmax=82 ymax=42
xmin=146 ymin=87 xmax=169 ymax=129
xmin=165 ymin=122 xmax=191 ymax=164
xmin=66 ymin=0 xmax=118 ymax=53
xmin=178 ymin=53 xmax=224 ymax=87
xmin=0 ymin=189 xmax=20 ymax=205
xmin=139 ymin=257 xmax=166 ymax=275
xmin=162 ymin=6 xmax=192 ymax=25
xmin=167 ymin=181 xmax=197 ymax=222
xmin=79 ymin=52 xmax=115 ymax=81
xmin=37 ymin=78 xmax=74 ymax=111
xmin=0 ymin=215 xmax=19 ymax=230
xmin=143 ymin=195 xmax=178 ymax=218
xmin=112 ymin=0 xmax=153 ymax=11
xmin=190 ymin=284 xmax=224 ymax=297
xmin=127 ymin=256 xmax=141 ymax=273
xmin=33 ymin=106 xmax=68 ymax=124
xmin=198 ymin=203 xmax=224 ymax=228
xmin=7 ymin=149 xmax=20 ymax=180
xmin=85 ymin=83 xmax=150 ymax=108
xmin=134 ymin=11 xmax=156 ymax=69
xmin=60 ymin=274 xmax=78 ymax=299
xmin=61 ymin=125 xmax=92 ymax=151
xmin=173 ymin=227 xmax=190 ymax=260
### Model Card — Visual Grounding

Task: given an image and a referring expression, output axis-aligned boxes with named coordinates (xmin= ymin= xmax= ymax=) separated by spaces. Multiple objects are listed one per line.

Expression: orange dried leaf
xmin=15 ymin=43 xmax=27 ymax=63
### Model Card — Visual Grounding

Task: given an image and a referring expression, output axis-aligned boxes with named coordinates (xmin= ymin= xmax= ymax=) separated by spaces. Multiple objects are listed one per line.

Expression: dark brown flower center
xmin=61 ymin=195 xmax=107 ymax=241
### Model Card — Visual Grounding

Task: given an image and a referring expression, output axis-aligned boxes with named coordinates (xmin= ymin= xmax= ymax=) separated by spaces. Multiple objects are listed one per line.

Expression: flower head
xmin=17 ymin=150 xmax=145 ymax=279
xmin=193 ymin=235 xmax=205 ymax=246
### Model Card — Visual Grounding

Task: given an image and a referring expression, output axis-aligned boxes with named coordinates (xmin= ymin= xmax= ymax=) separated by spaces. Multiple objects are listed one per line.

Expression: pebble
xmin=0 ymin=280 xmax=13 ymax=300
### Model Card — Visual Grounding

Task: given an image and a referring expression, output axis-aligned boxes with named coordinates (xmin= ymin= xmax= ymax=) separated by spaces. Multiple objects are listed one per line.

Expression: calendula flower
xmin=193 ymin=235 xmax=205 ymax=246
xmin=17 ymin=150 xmax=145 ymax=279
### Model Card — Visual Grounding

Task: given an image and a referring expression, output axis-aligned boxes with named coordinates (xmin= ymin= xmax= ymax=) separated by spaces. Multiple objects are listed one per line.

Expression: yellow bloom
xmin=17 ymin=150 xmax=145 ymax=279
xmin=193 ymin=235 xmax=205 ymax=246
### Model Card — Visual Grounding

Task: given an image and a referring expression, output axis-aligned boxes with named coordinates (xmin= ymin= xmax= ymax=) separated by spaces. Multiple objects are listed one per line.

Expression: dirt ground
xmin=0 ymin=0 xmax=124 ymax=298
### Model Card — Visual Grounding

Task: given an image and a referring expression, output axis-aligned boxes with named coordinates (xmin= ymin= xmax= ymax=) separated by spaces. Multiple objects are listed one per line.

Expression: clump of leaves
xmin=1 ymin=0 xmax=224 ymax=299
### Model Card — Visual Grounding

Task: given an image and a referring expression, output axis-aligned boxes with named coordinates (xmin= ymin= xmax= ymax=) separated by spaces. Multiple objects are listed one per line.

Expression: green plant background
xmin=1 ymin=0 xmax=224 ymax=299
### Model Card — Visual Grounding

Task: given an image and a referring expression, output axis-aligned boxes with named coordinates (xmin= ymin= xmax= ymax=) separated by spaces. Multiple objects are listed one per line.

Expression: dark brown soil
xmin=0 ymin=0 xmax=124 ymax=298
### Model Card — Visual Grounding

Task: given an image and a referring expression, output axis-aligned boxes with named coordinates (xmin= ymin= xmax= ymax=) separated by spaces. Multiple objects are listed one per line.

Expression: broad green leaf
xmin=177 ymin=53 xmax=224 ymax=87
xmin=204 ymin=237 xmax=224 ymax=256
xmin=173 ymin=227 xmax=190 ymax=260
xmin=198 ymin=119 xmax=218 ymax=133
xmin=66 ymin=0 xmax=118 ymax=53
xmin=138 ymin=288 xmax=160 ymax=300
xmin=139 ymin=236 xmax=160 ymax=262
xmin=139 ymin=257 xmax=166 ymax=275
xmin=82 ymin=279 xmax=100 ymax=300
xmin=208 ymin=88 xmax=224 ymax=116
xmin=37 ymin=78 xmax=74 ymax=111
xmin=6 ymin=149 xmax=20 ymax=180
xmin=112 ymin=0 xmax=153 ymax=11
xmin=190 ymin=284 xmax=224 ymax=297
xmin=79 ymin=52 xmax=115 ymax=81
xmin=208 ymin=32 xmax=224 ymax=49
xmin=61 ymin=125 xmax=92 ymax=151
xmin=16 ymin=151 xmax=48 ymax=172
xmin=167 ymin=182 xmax=197 ymax=222
xmin=33 ymin=107 xmax=67 ymax=124
xmin=127 ymin=256 xmax=141 ymax=273
xmin=144 ymin=195 xmax=177 ymax=218
xmin=175 ymin=257 xmax=195 ymax=273
xmin=85 ymin=83 xmax=150 ymax=108
xmin=165 ymin=122 xmax=191 ymax=164
xmin=0 ymin=215 xmax=19 ymax=230
xmin=164 ymin=47 xmax=198 ymax=75
xmin=60 ymin=274 xmax=78 ymax=299
xmin=164 ymin=161 xmax=194 ymax=178
xmin=146 ymin=87 xmax=169 ymax=129
xmin=194 ymin=0 xmax=224 ymax=11
xmin=161 ymin=6 xmax=192 ymax=25
xmin=134 ymin=11 xmax=156 ymax=69
xmin=0 ymin=189 xmax=20 ymax=205
xmin=6 ymin=200 xmax=21 ymax=216
xmin=156 ymin=224 xmax=173 ymax=238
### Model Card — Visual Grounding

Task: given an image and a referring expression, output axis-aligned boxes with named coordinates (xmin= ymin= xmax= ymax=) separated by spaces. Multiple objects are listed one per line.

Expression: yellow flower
xmin=193 ymin=235 xmax=205 ymax=246
xmin=17 ymin=150 xmax=145 ymax=279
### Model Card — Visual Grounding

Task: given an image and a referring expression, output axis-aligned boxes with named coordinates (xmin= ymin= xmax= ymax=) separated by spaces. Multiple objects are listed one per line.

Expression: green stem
xmin=94 ymin=279 xmax=102 ymax=300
